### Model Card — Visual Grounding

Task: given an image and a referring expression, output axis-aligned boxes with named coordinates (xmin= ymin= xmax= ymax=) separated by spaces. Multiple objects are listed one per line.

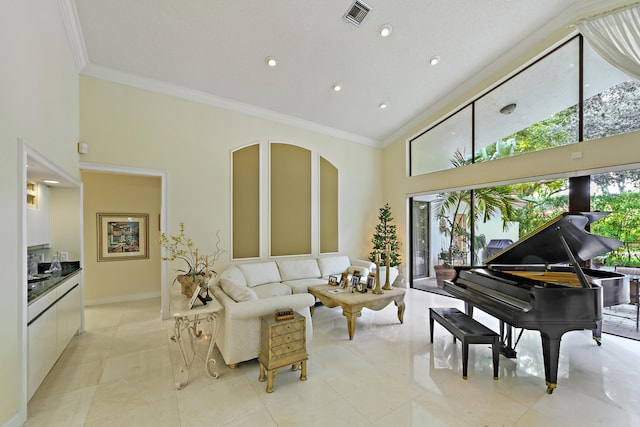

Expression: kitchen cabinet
xmin=26 ymin=182 xmax=50 ymax=247
xmin=27 ymin=274 xmax=81 ymax=400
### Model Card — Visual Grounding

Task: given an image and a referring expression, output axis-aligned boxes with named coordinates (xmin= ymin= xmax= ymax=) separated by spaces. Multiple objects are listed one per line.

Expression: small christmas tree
xmin=369 ymin=203 xmax=401 ymax=267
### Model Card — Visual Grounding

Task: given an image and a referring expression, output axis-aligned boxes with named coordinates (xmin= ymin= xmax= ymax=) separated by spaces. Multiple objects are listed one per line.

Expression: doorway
xmin=411 ymin=199 xmax=431 ymax=281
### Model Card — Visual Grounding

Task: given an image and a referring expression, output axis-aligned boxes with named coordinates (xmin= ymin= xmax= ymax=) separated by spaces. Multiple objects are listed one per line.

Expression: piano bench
xmin=429 ymin=307 xmax=499 ymax=380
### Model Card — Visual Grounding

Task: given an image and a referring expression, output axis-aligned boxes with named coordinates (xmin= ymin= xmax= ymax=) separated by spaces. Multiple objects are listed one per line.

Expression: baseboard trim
xmin=1 ymin=412 xmax=22 ymax=427
xmin=84 ymin=291 xmax=160 ymax=306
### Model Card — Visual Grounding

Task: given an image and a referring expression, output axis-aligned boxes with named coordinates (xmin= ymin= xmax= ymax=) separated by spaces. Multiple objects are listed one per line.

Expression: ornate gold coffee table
xmin=307 ymin=284 xmax=405 ymax=340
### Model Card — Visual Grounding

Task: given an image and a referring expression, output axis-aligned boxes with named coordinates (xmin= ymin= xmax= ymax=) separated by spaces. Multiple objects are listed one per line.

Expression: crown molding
xmin=58 ymin=1 xmax=377 ymax=147
xmin=58 ymin=0 xmax=88 ymax=72
xmin=80 ymin=63 xmax=380 ymax=148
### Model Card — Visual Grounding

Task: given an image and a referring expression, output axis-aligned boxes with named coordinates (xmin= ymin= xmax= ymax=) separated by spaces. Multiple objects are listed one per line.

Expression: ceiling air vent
xmin=344 ymin=1 xmax=371 ymax=26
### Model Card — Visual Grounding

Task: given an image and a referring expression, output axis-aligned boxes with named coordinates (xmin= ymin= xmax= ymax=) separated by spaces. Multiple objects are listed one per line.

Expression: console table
xmin=170 ymin=285 xmax=223 ymax=389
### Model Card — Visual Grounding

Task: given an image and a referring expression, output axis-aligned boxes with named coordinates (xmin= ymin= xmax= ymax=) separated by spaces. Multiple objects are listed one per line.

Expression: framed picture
xmin=357 ymin=280 xmax=366 ymax=293
xmin=97 ymin=213 xmax=149 ymax=261
xmin=189 ymin=285 xmax=203 ymax=309
xmin=366 ymin=273 xmax=376 ymax=289
xmin=350 ymin=275 xmax=360 ymax=289
xmin=339 ymin=271 xmax=349 ymax=288
xmin=328 ymin=275 xmax=338 ymax=285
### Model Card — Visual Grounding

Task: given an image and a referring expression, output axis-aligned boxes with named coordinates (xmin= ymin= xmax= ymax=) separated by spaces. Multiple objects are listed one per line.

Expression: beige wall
xmin=79 ymin=76 xmax=383 ymax=277
xmin=81 ymin=171 xmax=162 ymax=303
xmin=50 ymin=187 xmax=83 ymax=262
xmin=0 ymin=1 xmax=80 ymax=424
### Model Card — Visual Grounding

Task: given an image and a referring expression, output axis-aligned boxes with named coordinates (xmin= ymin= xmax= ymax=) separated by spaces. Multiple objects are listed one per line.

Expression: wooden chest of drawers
xmin=258 ymin=312 xmax=308 ymax=392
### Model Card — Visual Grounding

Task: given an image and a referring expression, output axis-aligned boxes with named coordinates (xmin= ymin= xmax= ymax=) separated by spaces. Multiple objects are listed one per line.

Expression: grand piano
xmin=443 ymin=212 xmax=627 ymax=394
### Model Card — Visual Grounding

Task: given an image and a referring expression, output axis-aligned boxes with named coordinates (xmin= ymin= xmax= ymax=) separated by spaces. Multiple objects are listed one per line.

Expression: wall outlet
xmin=60 ymin=251 xmax=69 ymax=261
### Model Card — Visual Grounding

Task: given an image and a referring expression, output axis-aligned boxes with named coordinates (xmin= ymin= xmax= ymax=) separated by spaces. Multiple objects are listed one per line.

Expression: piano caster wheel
xmin=546 ymin=383 xmax=557 ymax=394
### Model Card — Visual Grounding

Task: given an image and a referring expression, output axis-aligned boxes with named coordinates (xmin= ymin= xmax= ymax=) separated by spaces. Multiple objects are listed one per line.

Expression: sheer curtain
xmin=577 ymin=5 xmax=640 ymax=81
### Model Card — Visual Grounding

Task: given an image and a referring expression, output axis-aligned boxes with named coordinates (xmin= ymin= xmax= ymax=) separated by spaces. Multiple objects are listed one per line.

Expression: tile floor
xmin=26 ymin=288 xmax=640 ymax=426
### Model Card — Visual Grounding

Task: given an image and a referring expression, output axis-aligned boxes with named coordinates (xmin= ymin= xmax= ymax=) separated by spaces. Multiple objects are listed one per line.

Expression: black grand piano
xmin=443 ymin=212 xmax=627 ymax=394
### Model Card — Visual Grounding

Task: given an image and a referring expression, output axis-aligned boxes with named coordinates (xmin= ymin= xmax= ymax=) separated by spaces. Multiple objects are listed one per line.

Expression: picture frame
xmin=357 ymin=280 xmax=366 ymax=293
xmin=97 ymin=213 xmax=149 ymax=261
xmin=350 ymin=275 xmax=360 ymax=289
xmin=328 ymin=275 xmax=338 ymax=285
xmin=189 ymin=285 xmax=203 ymax=309
xmin=339 ymin=271 xmax=349 ymax=288
xmin=366 ymin=273 xmax=376 ymax=289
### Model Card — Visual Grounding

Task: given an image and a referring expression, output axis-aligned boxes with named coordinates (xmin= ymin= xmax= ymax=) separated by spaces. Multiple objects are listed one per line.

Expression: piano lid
xmin=485 ymin=212 xmax=623 ymax=265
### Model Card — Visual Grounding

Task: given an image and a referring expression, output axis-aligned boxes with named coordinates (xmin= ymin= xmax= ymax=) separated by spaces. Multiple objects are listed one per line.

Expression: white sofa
xmin=211 ymin=255 xmax=374 ymax=367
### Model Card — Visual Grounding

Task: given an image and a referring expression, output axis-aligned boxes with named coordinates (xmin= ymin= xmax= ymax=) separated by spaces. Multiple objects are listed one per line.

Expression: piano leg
xmin=464 ymin=302 xmax=473 ymax=317
xmin=499 ymin=321 xmax=517 ymax=358
xmin=540 ymin=332 xmax=562 ymax=394
xmin=592 ymin=320 xmax=603 ymax=346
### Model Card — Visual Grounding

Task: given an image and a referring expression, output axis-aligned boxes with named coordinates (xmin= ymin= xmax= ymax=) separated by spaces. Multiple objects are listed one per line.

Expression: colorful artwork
xmin=98 ymin=213 xmax=149 ymax=261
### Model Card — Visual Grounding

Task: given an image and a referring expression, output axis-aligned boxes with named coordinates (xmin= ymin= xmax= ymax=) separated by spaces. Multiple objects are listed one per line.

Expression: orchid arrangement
xmin=158 ymin=223 xmax=224 ymax=280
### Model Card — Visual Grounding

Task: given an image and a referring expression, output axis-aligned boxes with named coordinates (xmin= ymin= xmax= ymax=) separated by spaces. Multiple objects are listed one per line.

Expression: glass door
xmin=412 ymin=199 xmax=431 ymax=279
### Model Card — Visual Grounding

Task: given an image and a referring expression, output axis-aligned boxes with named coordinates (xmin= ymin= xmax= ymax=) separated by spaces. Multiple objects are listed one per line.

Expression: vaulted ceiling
xmin=64 ymin=0 xmax=625 ymax=146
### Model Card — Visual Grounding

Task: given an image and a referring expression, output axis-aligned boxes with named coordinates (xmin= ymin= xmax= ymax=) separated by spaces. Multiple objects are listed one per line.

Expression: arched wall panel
xmin=232 ymin=144 xmax=260 ymax=258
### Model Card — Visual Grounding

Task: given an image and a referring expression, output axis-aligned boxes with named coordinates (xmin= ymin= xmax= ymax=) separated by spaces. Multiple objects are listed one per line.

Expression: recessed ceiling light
xmin=429 ymin=56 xmax=440 ymax=66
xmin=378 ymin=102 xmax=388 ymax=109
xmin=265 ymin=56 xmax=277 ymax=67
xmin=331 ymin=83 xmax=342 ymax=92
xmin=379 ymin=24 xmax=392 ymax=37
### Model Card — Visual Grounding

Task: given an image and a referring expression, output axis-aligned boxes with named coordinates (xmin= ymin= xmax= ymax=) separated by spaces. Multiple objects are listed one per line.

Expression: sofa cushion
xmin=282 ymin=278 xmax=327 ymax=294
xmin=220 ymin=277 xmax=258 ymax=302
xmin=238 ymin=261 xmax=281 ymax=288
xmin=219 ymin=266 xmax=248 ymax=287
xmin=317 ymin=255 xmax=351 ymax=277
xmin=252 ymin=282 xmax=292 ymax=299
xmin=277 ymin=259 xmax=321 ymax=281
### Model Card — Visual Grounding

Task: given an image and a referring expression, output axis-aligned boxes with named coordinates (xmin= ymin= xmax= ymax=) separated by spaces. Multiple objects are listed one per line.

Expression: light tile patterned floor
xmin=26 ymin=289 xmax=640 ymax=426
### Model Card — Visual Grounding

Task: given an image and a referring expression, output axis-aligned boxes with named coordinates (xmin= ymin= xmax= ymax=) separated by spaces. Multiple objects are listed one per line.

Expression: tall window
xmin=409 ymin=35 xmax=640 ymax=175
xmin=583 ymin=42 xmax=640 ymax=141
xmin=475 ymin=38 xmax=579 ymax=162
xmin=410 ymin=105 xmax=472 ymax=176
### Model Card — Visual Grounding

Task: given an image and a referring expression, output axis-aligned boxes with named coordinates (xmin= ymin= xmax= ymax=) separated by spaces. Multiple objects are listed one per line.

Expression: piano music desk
xmin=429 ymin=307 xmax=499 ymax=380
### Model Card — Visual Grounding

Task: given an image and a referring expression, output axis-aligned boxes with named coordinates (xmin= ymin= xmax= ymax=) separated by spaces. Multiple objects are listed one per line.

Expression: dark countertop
xmin=28 ymin=261 xmax=82 ymax=304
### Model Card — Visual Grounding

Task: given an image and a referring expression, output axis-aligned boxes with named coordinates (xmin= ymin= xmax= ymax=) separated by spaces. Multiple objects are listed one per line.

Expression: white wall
xmin=0 ymin=1 xmax=80 ymax=425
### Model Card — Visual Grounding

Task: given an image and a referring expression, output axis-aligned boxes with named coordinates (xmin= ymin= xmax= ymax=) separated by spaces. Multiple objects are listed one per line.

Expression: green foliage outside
xmin=465 ymin=80 xmax=640 ymax=267
xmin=591 ymin=192 xmax=640 ymax=267
xmin=436 ymin=149 xmax=520 ymax=266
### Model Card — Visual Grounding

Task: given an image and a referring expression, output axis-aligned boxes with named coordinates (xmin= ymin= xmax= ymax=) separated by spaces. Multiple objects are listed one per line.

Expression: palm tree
xmin=433 ymin=149 xmax=520 ymax=267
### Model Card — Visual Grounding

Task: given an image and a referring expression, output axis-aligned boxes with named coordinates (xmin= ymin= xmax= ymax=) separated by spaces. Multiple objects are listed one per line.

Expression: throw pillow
xmin=220 ymin=277 xmax=258 ymax=302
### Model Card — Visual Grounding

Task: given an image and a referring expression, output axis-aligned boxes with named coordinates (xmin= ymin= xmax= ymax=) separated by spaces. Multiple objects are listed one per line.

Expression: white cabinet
xmin=27 ymin=182 xmax=50 ymax=247
xmin=56 ymin=285 xmax=81 ymax=354
xmin=27 ymin=275 xmax=81 ymax=400
xmin=27 ymin=300 xmax=57 ymax=401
